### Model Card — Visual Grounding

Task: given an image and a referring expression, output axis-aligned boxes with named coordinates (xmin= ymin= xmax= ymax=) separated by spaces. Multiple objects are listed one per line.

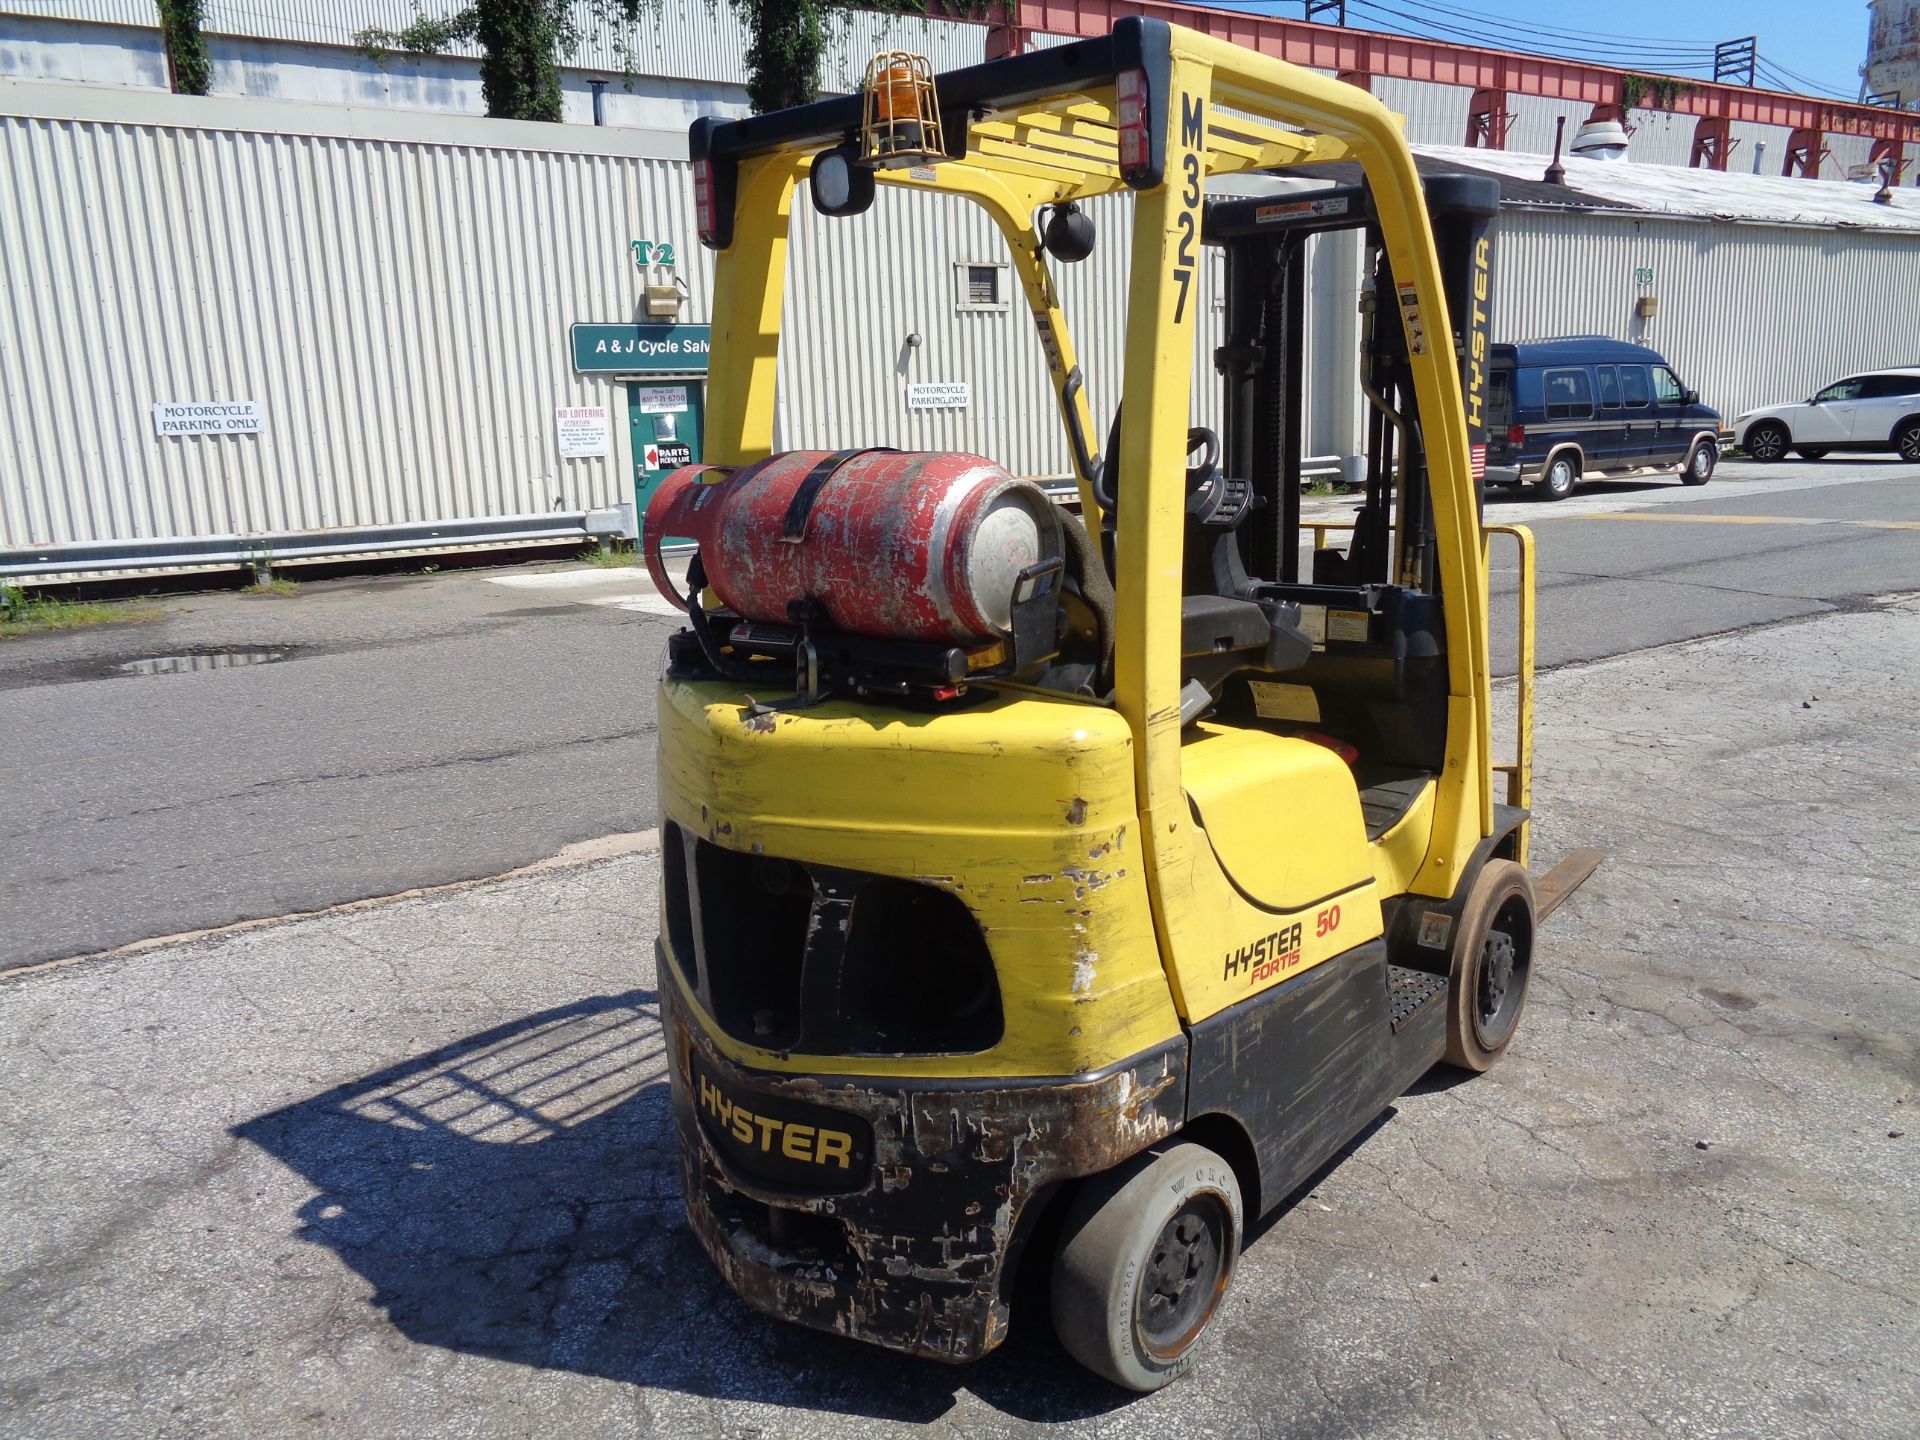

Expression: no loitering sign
xmin=153 ymin=400 xmax=263 ymax=436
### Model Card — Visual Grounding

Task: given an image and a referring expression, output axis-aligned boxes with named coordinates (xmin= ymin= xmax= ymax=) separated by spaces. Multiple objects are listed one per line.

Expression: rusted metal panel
xmin=1000 ymin=0 xmax=1920 ymax=146
xmin=662 ymin=966 xmax=1186 ymax=1362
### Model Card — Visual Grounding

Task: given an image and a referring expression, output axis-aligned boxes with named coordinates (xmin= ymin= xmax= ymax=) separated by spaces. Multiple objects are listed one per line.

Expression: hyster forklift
xmin=642 ymin=19 xmax=1597 ymax=1391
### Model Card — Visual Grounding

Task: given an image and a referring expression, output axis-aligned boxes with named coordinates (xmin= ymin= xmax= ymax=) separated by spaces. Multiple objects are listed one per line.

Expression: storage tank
xmin=1863 ymin=0 xmax=1920 ymax=106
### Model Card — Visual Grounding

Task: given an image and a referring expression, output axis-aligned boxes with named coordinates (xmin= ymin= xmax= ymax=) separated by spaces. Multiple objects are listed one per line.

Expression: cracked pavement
xmin=4 ymin=593 xmax=1916 ymax=1438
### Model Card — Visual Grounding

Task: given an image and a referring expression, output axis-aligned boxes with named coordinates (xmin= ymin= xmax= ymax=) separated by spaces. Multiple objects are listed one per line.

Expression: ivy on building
xmin=157 ymin=0 xmax=212 ymax=96
xmin=356 ymin=1 xmax=990 ymax=122
xmin=1620 ymin=74 xmax=1695 ymax=113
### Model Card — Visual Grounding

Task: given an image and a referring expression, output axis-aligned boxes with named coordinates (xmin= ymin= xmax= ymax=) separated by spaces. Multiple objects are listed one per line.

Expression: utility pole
xmin=1713 ymin=37 xmax=1757 ymax=87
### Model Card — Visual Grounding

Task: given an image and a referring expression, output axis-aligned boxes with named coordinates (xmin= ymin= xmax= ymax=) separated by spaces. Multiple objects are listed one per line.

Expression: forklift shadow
xmin=232 ymin=990 xmax=1134 ymax=1423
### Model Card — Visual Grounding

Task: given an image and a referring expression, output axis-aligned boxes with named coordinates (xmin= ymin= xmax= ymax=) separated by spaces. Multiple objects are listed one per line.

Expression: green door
xmin=629 ymin=379 xmax=705 ymax=535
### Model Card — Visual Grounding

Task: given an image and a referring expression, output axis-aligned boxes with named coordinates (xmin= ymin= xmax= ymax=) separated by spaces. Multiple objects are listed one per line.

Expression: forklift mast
xmin=1208 ymin=176 xmax=1500 ymax=595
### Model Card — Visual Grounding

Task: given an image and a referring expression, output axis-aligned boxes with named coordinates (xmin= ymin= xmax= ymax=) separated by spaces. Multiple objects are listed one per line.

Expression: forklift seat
xmin=1056 ymin=506 xmax=1116 ymax=693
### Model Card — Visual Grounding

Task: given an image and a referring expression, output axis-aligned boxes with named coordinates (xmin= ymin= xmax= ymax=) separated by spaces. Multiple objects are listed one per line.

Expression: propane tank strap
xmin=780 ymin=447 xmax=899 ymax=543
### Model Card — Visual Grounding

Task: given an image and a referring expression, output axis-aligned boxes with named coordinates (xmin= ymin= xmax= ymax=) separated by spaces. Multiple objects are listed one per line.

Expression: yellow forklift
xmin=642 ymin=19 xmax=1598 ymax=1391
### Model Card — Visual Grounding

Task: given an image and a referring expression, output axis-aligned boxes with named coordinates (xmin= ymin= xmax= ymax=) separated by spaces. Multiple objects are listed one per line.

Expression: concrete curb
xmin=2 ymin=827 xmax=661 ymax=981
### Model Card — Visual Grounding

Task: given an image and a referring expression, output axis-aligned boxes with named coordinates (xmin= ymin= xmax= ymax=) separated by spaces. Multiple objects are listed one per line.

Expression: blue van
xmin=1483 ymin=338 xmax=1724 ymax=500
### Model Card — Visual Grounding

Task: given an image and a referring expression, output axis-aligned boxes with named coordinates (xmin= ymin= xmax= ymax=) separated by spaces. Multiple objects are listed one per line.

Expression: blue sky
xmin=1203 ymin=1 xmax=1875 ymax=101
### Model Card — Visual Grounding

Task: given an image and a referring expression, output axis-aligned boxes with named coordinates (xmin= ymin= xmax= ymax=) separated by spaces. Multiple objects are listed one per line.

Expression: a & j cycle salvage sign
xmin=570 ymin=324 xmax=711 ymax=374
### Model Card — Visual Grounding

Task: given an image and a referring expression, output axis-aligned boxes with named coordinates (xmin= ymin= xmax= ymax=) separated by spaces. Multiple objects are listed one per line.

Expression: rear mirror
xmin=1683 ymin=389 xmax=1699 ymax=405
xmin=808 ymin=145 xmax=875 ymax=218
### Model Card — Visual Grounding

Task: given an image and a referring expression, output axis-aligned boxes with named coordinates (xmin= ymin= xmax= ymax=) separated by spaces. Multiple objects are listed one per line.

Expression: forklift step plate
xmin=1386 ymin=964 xmax=1448 ymax=1032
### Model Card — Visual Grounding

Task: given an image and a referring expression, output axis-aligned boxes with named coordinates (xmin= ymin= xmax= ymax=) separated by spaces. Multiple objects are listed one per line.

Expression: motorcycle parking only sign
xmin=152 ymin=400 xmax=263 ymax=436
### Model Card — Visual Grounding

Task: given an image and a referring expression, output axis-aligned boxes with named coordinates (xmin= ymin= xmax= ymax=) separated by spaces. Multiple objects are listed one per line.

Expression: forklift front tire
xmin=1443 ymin=859 xmax=1537 ymax=1073
xmin=1050 ymin=1141 xmax=1243 ymax=1393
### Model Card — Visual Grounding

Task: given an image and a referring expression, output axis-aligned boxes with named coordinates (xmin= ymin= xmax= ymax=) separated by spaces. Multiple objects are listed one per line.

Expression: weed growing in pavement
xmin=243 ymin=576 xmax=301 ymax=597
xmin=579 ymin=544 xmax=641 ymax=568
xmin=0 ymin=584 xmax=163 ymax=638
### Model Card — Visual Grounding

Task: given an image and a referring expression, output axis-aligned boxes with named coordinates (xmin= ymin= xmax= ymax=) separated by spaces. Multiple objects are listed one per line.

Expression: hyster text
xmin=697 ymin=1075 xmax=855 ymax=1168
xmin=1223 ymin=922 xmax=1304 ymax=985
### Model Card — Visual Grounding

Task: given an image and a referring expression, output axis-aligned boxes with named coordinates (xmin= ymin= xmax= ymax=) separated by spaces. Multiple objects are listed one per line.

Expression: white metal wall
xmin=0 ymin=82 xmax=1225 ymax=551
xmin=5 ymin=0 xmax=987 ymax=88
xmin=8 ymin=82 xmax=1917 ymax=556
xmin=0 ymin=86 xmax=707 ymax=547
xmin=1496 ymin=209 xmax=1920 ymax=421
xmin=777 ymin=185 xmax=1228 ymax=478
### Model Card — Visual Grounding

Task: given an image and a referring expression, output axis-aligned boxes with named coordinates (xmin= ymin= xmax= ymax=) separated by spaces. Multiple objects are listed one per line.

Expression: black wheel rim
xmin=1135 ymin=1193 xmax=1232 ymax=1360
xmin=1901 ymin=429 xmax=1920 ymax=462
xmin=1470 ymin=896 xmax=1532 ymax=1051
xmin=1753 ymin=428 xmax=1784 ymax=459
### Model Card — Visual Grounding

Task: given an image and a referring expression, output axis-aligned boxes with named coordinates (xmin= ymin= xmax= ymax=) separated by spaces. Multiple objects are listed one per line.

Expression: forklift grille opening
xmin=663 ymin=823 xmax=1004 ymax=1057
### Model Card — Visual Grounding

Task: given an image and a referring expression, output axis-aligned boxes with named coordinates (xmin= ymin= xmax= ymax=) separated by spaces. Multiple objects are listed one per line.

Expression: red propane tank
xmin=642 ymin=450 xmax=1057 ymax=647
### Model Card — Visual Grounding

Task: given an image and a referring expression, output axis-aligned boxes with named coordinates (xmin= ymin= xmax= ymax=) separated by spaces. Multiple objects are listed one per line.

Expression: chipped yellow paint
xmin=657 ymin=682 xmax=1182 ymax=1080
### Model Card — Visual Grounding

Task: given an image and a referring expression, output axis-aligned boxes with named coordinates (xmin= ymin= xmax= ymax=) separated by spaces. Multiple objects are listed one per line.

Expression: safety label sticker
xmin=1248 ymin=681 xmax=1321 ymax=723
xmin=1396 ymin=281 xmax=1428 ymax=356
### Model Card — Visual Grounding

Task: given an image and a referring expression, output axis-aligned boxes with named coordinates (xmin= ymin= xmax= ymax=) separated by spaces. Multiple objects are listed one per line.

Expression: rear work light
xmin=694 ymin=158 xmax=717 ymax=245
xmin=1115 ymin=68 xmax=1149 ymax=173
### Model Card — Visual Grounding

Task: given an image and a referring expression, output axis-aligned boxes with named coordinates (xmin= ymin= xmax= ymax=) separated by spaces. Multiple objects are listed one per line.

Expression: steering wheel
xmin=1096 ymin=414 xmax=1224 ymax=520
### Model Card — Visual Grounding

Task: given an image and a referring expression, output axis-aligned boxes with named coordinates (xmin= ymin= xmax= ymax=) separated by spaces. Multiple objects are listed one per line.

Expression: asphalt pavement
xmin=4 ymin=595 xmax=1915 ymax=1438
xmin=0 ymin=457 xmax=1913 ymax=971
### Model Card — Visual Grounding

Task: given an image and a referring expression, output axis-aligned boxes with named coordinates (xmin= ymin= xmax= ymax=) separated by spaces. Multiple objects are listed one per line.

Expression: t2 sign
xmin=632 ymin=240 xmax=677 ymax=270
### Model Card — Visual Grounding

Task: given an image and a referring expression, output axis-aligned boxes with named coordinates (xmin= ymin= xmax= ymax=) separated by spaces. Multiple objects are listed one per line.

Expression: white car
xmin=1733 ymin=367 xmax=1920 ymax=463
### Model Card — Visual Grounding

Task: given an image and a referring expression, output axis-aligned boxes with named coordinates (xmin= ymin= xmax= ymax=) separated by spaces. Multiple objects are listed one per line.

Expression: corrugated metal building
xmin=4 ymin=12 xmax=1920 ymax=568
xmin=0 ymin=79 xmax=1237 ymax=558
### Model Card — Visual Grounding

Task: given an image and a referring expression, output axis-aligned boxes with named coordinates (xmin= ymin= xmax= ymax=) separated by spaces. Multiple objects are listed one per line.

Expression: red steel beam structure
xmin=979 ymin=1 xmax=1920 ymax=150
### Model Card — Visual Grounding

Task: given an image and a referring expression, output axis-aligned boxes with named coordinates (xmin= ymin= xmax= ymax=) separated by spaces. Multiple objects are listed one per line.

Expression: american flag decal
xmin=1470 ymin=444 xmax=1487 ymax=480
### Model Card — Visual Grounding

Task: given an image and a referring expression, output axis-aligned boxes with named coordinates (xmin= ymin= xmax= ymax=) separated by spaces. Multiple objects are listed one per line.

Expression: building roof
xmin=1491 ymin=338 xmax=1671 ymax=367
xmin=1277 ymin=153 xmax=1639 ymax=213
xmin=1413 ymin=143 xmax=1920 ymax=234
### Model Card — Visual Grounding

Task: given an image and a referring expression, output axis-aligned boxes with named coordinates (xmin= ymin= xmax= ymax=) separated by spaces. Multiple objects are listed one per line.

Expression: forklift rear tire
xmin=1050 ymin=1141 xmax=1243 ymax=1392
xmin=1443 ymin=860 xmax=1537 ymax=1073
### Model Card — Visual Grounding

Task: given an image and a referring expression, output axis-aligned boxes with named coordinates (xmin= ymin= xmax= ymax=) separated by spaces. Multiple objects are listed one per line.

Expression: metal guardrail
xmin=0 ymin=511 xmax=629 ymax=582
